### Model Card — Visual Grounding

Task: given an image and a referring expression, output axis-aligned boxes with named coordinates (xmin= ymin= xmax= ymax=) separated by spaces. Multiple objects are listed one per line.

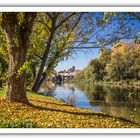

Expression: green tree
xmin=106 ymin=43 xmax=140 ymax=81
xmin=1 ymin=12 xmax=37 ymax=103
xmin=31 ymin=12 xmax=84 ymax=92
xmin=1 ymin=12 xmax=140 ymax=104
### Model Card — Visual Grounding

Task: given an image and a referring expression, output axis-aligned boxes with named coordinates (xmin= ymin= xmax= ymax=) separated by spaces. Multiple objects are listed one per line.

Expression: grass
xmin=0 ymin=88 xmax=139 ymax=128
xmin=0 ymin=120 xmax=38 ymax=128
xmin=0 ymin=87 xmax=5 ymax=96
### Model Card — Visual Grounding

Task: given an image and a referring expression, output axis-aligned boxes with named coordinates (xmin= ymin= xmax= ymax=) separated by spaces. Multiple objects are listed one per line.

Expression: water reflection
xmin=42 ymin=82 xmax=140 ymax=125
xmin=54 ymin=83 xmax=100 ymax=111
xmin=75 ymin=82 xmax=140 ymax=124
xmin=39 ymin=82 xmax=56 ymax=97
xmin=67 ymin=86 xmax=75 ymax=106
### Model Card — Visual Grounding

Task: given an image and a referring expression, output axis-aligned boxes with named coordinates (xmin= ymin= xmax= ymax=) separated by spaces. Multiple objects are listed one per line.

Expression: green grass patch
xmin=0 ymin=87 xmax=5 ymax=96
xmin=0 ymin=120 xmax=38 ymax=128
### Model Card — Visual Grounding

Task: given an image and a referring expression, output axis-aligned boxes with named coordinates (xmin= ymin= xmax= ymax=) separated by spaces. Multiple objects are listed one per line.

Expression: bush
xmin=0 ymin=120 xmax=38 ymax=128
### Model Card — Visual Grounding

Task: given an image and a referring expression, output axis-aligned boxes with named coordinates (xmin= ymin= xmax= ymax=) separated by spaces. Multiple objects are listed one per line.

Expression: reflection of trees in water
xmin=40 ymin=81 xmax=57 ymax=97
xmin=102 ymin=87 xmax=129 ymax=103
xmin=42 ymin=81 xmax=140 ymax=124
xmin=62 ymin=84 xmax=76 ymax=106
xmin=75 ymin=82 xmax=140 ymax=105
xmin=75 ymin=82 xmax=140 ymax=124
xmin=41 ymin=81 xmax=56 ymax=90
xmin=67 ymin=86 xmax=76 ymax=106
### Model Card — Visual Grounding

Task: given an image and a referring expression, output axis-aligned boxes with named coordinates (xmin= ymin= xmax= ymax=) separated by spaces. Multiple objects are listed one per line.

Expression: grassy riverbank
xmin=0 ymin=87 xmax=139 ymax=128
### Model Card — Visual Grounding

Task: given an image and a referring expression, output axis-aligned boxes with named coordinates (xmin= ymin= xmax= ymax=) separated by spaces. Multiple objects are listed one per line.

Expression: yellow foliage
xmin=111 ymin=42 xmax=129 ymax=57
xmin=16 ymin=13 xmax=25 ymax=26
xmin=0 ymin=90 xmax=139 ymax=128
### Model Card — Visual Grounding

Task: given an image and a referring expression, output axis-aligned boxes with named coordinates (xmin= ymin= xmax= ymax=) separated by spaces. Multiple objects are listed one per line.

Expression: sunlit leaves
xmin=103 ymin=12 xmax=115 ymax=23
xmin=17 ymin=61 xmax=31 ymax=76
xmin=0 ymin=90 xmax=139 ymax=128
xmin=76 ymin=40 xmax=140 ymax=82
xmin=107 ymin=43 xmax=140 ymax=80
xmin=0 ymin=28 xmax=8 ymax=61
xmin=0 ymin=28 xmax=8 ymax=81
xmin=104 ymin=12 xmax=109 ymax=23
xmin=16 ymin=13 xmax=25 ymax=26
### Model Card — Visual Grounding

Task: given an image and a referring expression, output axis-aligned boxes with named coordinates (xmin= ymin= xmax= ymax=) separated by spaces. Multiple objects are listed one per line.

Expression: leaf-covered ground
xmin=0 ymin=88 xmax=139 ymax=128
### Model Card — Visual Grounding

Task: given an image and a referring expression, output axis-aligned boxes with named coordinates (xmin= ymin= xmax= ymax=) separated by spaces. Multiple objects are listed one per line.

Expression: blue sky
xmin=55 ymin=12 xmax=140 ymax=72
xmin=55 ymin=48 xmax=99 ymax=72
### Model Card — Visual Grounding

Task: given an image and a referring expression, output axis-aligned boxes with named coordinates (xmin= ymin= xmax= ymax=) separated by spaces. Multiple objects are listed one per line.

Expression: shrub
xmin=0 ymin=120 xmax=38 ymax=128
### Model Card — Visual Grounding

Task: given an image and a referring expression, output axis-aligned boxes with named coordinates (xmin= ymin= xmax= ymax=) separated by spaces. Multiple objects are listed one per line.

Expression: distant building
xmin=57 ymin=66 xmax=80 ymax=80
xmin=133 ymin=40 xmax=140 ymax=45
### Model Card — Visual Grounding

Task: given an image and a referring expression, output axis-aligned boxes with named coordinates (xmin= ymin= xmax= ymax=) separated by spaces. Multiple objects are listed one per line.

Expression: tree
xmin=75 ymin=40 xmax=140 ymax=82
xmin=0 ymin=56 xmax=8 ymax=79
xmin=31 ymin=12 xmax=84 ymax=92
xmin=1 ymin=12 xmax=37 ymax=103
xmin=1 ymin=12 xmax=140 ymax=103
xmin=106 ymin=42 xmax=140 ymax=81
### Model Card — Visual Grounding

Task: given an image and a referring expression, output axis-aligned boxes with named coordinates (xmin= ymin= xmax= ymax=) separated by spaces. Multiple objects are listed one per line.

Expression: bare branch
xmin=71 ymin=14 xmax=83 ymax=31
xmin=72 ymin=46 xmax=100 ymax=49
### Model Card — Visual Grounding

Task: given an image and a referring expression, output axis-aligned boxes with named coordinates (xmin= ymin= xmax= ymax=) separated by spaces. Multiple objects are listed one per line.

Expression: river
xmin=40 ymin=82 xmax=140 ymax=125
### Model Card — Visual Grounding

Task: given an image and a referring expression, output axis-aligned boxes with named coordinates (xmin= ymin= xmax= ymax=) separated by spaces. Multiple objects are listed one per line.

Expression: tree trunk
xmin=31 ymin=31 xmax=54 ymax=92
xmin=1 ymin=12 xmax=37 ymax=103
xmin=32 ymin=58 xmax=57 ymax=92
xmin=34 ymin=73 xmax=47 ymax=92
xmin=5 ymin=47 xmax=28 ymax=104
xmin=5 ymin=44 xmax=28 ymax=104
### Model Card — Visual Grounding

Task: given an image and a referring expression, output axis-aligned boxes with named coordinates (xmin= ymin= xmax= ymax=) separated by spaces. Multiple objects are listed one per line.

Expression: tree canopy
xmin=0 ymin=12 xmax=140 ymax=103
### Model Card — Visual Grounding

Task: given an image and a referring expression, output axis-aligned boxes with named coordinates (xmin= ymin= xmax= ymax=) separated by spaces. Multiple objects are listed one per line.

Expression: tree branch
xmin=46 ymin=12 xmax=52 ymax=19
xmin=55 ymin=13 xmax=76 ymax=30
xmin=72 ymin=46 xmax=101 ymax=49
xmin=34 ymin=53 xmax=43 ymax=60
xmin=35 ymin=19 xmax=51 ymax=32
xmin=128 ymin=12 xmax=140 ymax=20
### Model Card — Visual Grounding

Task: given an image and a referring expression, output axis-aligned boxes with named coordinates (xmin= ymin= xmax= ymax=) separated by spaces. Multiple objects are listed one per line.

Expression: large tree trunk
xmin=5 ymin=47 xmax=28 ymax=103
xmin=1 ymin=12 xmax=37 ymax=103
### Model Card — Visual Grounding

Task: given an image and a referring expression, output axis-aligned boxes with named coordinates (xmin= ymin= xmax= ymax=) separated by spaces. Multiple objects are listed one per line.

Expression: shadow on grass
xmin=29 ymin=99 xmax=72 ymax=107
xmin=27 ymin=101 xmax=140 ymax=127
xmin=28 ymin=102 xmax=101 ymax=116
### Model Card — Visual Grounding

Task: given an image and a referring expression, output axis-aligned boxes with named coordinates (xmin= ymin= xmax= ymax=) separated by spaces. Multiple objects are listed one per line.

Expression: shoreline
xmin=70 ymin=79 xmax=140 ymax=89
xmin=56 ymin=97 xmax=140 ymax=126
xmin=0 ymin=88 xmax=139 ymax=128
xmin=33 ymin=88 xmax=140 ymax=127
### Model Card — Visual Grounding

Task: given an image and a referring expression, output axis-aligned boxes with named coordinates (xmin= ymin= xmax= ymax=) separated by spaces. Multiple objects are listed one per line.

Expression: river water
xmin=40 ymin=82 xmax=140 ymax=125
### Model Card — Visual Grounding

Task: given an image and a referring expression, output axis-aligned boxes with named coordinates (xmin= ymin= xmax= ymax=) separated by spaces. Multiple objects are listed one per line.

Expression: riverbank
xmin=70 ymin=79 xmax=140 ymax=89
xmin=0 ymin=87 xmax=139 ymax=128
xmin=95 ymin=81 xmax=140 ymax=89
